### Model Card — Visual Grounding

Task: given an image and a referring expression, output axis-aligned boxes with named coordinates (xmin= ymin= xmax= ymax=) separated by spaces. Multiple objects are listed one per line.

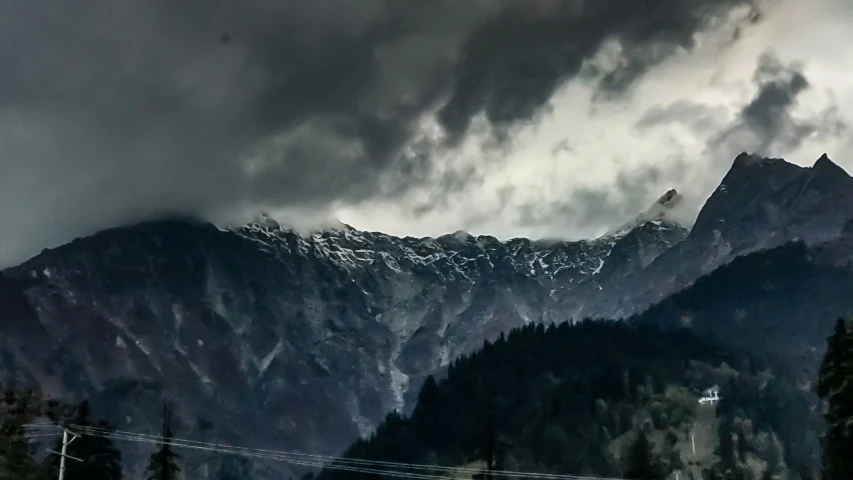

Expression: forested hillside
xmin=317 ymin=321 xmax=820 ymax=480
xmin=634 ymin=239 xmax=853 ymax=376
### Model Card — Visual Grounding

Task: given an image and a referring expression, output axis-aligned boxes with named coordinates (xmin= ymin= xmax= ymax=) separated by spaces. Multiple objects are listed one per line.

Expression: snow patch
xmin=188 ymin=360 xmax=214 ymax=386
xmin=389 ymin=362 xmax=409 ymax=412
xmin=345 ymin=395 xmax=374 ymax=437
xmin=591 ymin=258 xmax=605 ymax=275
xmin=259 ymin=341 xmax=284 ymax=375
xmin=438 ymin=344 xmax=450 ymax=367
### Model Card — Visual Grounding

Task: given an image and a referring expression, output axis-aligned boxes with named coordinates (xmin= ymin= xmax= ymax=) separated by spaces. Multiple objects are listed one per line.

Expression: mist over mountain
xmin=1 ymin=153 xmax=852 ymax=478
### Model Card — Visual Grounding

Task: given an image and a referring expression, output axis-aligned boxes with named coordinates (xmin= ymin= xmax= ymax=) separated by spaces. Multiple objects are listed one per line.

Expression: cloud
xmin=340 ymin=0 xmax=853 ymax=242
xmin=632 ymin=49 xmax=848 ymax=175
xmin=0 ymin=0 xmax=769 ymax=266
xmin=435 ymin=0 xmax=760 ymax=141
xmin=514 ymin=157 xmax=689 ymax=232
xmin=710 ymin=50 xmax=847 ymax=158
xmin=634 ymin=100 xmax=730 ymax=136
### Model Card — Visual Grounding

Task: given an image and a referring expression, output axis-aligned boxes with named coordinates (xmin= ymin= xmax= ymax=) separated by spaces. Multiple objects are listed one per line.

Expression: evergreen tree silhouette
xmin=623 ymin=431 xmax=664 ymax=480
xmin=0 ymin=382 xmax=42 ymax=479
xmin=145 ymin=403 xmax=181 ymax=480
xmin=411 ymin=375 xmax=441 ymax=449
xmin=816 ymin=318 xmax=853 ymax=480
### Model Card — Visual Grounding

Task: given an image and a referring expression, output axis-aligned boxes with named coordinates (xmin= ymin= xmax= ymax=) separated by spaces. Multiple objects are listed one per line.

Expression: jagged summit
xmin=812 ymin=153 xmax=849 ymax=177
xmin=693 ymin=153 xmax=853 ymax=241
xmin=725 ymin=152 xmax=804 ymax=184
xmin=605 ymin=188 xmax=686 ymax=237
xmin=718 ymin=153 xmax=849 ymax=193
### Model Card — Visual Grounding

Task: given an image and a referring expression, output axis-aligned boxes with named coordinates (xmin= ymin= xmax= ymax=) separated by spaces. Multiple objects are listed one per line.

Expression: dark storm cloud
xmin=712 ymin=50 xmax=847 ymax=157
xmin=0 ymin=0 xmax=758 ymax=265
xmin=592 ymin=49 xmax=850 ymax=233
xmin=436 ymin=0 xmax=760 ymax=142
xmin=633 ymin=52 xmax=833 ymax=155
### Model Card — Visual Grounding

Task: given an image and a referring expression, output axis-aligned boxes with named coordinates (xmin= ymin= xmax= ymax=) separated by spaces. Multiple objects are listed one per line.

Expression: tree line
xmin=0 ymin=386 xmax=190 ymax=480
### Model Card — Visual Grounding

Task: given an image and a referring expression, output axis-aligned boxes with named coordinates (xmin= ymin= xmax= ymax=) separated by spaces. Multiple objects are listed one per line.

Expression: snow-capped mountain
xmin=605 ymin=188 xmax=685 ymax=237
xmin=1 ymin=153 xmax=852 ymax=478
xmin=0 ymin=204 xmax=686 ymax=478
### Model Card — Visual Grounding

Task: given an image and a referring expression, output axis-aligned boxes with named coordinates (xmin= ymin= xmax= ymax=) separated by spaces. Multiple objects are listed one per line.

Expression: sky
xmin=1 ymin=0 xmax=852 ymax=266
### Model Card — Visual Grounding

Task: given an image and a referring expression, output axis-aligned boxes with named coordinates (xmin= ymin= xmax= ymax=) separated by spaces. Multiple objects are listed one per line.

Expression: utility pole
xmin=48 ymin=428 xmax=83 ymax=480
xmin=58 ymin=429 xmax=70 ymax=480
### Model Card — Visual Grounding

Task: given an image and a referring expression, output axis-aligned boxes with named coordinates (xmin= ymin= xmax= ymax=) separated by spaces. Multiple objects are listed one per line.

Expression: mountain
xmin=580 ymin=153 xmax=853 ymax=317
xmin=0 ymin=153 xmax=851 ymax=478
xmin=318 ymin=321 xmax=822 ymax=480
xmin=0 ymin=212 xmax=684 ymax=478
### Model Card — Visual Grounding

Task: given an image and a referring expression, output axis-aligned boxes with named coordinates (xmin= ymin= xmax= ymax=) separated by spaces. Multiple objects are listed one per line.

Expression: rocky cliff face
xmin=0 ymin=153 xmax=851 ymax=478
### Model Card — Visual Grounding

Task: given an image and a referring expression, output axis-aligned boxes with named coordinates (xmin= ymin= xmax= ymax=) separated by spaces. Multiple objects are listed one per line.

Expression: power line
xmin=77 ymin=425 xmax=627 ymax=480
xmin=73 ymin=427 xmax=449 ymax=480
xmin=69 ymin=424 xmax=627 ymax=480
xmin=23 ymin=432 xmax=62 ymax=439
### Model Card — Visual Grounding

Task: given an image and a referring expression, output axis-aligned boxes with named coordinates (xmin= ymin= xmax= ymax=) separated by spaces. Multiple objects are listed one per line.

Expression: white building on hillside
xmin=698 ymin=385 xmax=721 ymax=405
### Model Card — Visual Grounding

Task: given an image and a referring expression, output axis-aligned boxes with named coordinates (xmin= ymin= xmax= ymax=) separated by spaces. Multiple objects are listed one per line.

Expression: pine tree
xmin=816 ymin=318 xmax=853 ymax=480
xmin=42 ymin=400 xmax=123 ymax=480
xmin=817 ymin=319 xmax=849 ymax=407
xmin=145 ymin=403 xmax=181 ymax=480
xmin=717 ymin=418 xmax=736 ymax=470
xmin=412 ymin=375 xmax=441 ymax=449
xmin=623 ymin=431 xmax=664 ymax=480
xmin=0 ymin=383 xmax=42 ymax=479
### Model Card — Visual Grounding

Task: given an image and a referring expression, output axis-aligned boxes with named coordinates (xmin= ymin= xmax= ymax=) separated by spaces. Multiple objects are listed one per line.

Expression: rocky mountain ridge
xmin=0 ymin=206 xmax=687 ymax=478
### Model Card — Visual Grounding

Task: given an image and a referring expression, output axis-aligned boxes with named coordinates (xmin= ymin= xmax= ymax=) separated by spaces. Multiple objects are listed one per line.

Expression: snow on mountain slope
xmin=0 ymin=197 xmax=687 ymax=478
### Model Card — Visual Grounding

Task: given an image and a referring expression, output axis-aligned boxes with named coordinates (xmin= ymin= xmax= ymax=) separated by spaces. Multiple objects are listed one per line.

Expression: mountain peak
xmin=693 ymin=153 xmax=853 ymax=241
xmin=801 ymin=153 xmax=853 ymax=198
xmin=729 ymin=152 xmax=794 ymax=171
xmin=812 ymin=153 xmax=847 ymax=177
xmin=655 ymin=189 xmax=681 ymax=207
xmin=605 ymin=189 xmax=685 ymax=237
xmin=719 ymin=153 xmax=805 ymax=189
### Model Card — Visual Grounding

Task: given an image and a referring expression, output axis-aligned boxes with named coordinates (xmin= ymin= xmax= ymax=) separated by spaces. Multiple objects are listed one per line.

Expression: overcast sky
xmin=1 ymin=0 xmax=852 ymax=266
